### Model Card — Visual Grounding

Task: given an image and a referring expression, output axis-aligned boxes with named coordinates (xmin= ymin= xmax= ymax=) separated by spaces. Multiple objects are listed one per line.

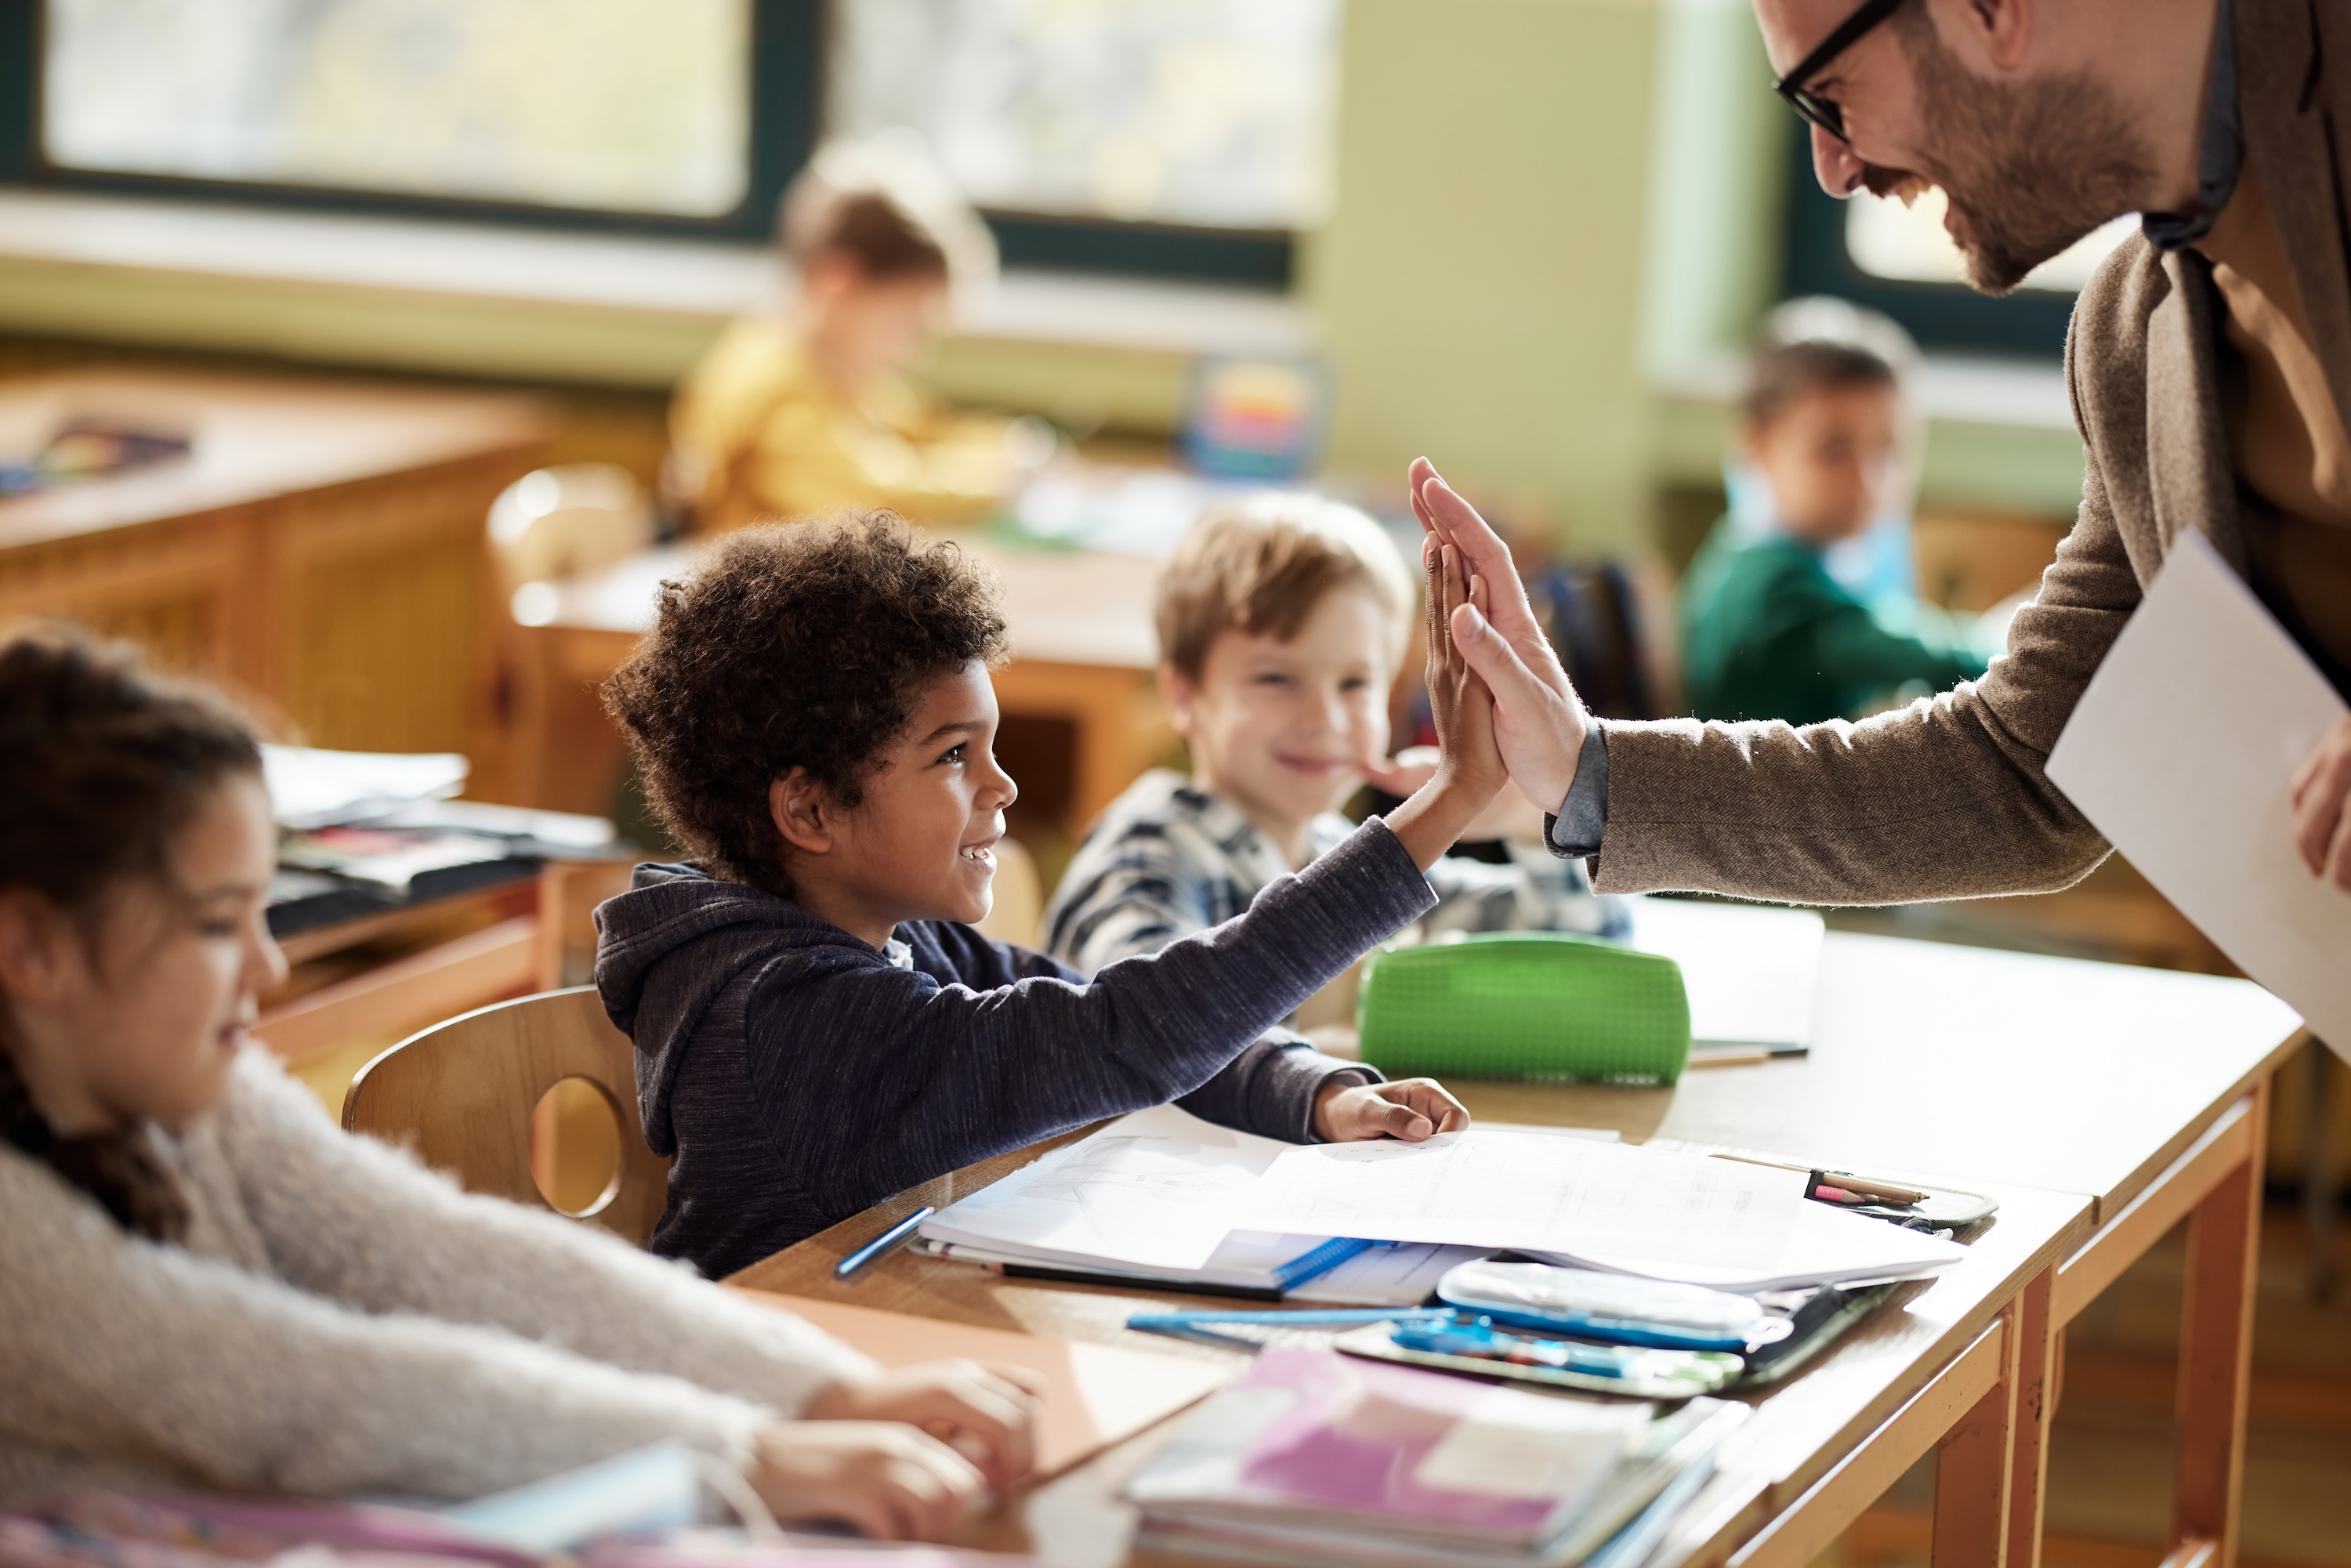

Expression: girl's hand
xmin=748 ymin=1420 xmax=987 ymax=1541
xmin=803 ymin=1360 xmax=1044 ymax=1490
xmin=1313 ymin=1077 xmax=1471 ymax=1142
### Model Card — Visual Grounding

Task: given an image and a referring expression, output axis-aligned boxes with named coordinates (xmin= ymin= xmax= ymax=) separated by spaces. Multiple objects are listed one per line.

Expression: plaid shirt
xmin=1045 ymin=770 xmax=1632 ymax=977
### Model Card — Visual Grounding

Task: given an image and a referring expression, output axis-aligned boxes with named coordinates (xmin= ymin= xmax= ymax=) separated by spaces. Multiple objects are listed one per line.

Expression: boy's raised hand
xmin=1313 ymin=1077 xmax=1471 ymax=1142
xmin=1380 ymin=525 xmax=1510 ymax=869
xmin=1407 ymin=457 xmax=1595 ymax=815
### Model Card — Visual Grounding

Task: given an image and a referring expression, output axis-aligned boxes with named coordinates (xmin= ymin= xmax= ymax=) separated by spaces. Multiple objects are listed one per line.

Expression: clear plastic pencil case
xmin=1436 ymin=1260 xmax=1766 ymax=1352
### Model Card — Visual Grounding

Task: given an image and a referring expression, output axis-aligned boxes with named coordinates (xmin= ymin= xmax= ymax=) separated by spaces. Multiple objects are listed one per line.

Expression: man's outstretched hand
xmin=2291 ymin=714 xmax=2351 ymax=893
xmin=1407 ymin=457 xmax=1595 ymax=816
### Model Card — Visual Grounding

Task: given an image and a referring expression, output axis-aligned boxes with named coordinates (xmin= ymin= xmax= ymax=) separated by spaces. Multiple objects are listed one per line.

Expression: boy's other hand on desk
xmin=1314 ymin=1077 xmax=1470 ymax=1143
xmin=804 ymin=1359 xmax=1045 ymax=1490
xmin=1408 ymin=458 xmax=1595 ymax=816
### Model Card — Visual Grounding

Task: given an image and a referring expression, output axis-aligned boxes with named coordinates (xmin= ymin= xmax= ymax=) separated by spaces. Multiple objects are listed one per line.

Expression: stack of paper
xmin=1625 ymin=896 xmax=1824 ymax=1052
xmin=261 ymin=744 xmax=469 ymax=830
xmin=1126 ymin=1345 xmax=1745 ymax=1568
xmin=1244 ymin=1130 xmax=1962 ymax=1293
xmin=917 ymin=1106 xmax=1484 ymax=1304
xmin=922 ymin=1108 xmax=1954 ymax=1299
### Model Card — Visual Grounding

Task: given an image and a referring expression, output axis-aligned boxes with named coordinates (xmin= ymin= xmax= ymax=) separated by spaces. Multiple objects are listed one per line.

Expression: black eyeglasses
xmin=1773 ymin=0 xmax=1905 ymax=142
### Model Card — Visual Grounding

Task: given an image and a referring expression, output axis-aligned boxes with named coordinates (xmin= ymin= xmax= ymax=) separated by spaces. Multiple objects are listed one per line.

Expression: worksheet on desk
xmin=1243 ymin=1130 xmax=1804 ymax=1269
xmin=922 ymin=1104 xmax=1283 ymax=1273
xmin=2046 ymin=531 xmax=2346 ymax=1055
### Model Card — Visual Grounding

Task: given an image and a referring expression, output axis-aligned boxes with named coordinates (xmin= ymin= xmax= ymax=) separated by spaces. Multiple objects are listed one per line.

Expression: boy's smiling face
xmin=768 ymin=661 xmax=1016 ymax=947
xmin=1165 ymin=585 xmax=1397 ymax=865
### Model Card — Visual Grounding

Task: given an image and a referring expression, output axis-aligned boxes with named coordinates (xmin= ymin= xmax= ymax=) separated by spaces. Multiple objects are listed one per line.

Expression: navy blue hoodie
xmin=594 ymin=817 xmax=1436 ymax=1278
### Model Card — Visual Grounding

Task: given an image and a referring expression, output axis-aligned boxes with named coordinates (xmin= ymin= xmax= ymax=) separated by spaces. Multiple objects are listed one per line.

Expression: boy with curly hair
xmin=596 ymin=514 xmax=1504 ymax=1277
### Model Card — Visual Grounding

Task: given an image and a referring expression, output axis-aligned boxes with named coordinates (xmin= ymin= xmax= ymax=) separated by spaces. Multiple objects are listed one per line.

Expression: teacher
xmin=1419 ymin=0 xmax=2351 ymax=903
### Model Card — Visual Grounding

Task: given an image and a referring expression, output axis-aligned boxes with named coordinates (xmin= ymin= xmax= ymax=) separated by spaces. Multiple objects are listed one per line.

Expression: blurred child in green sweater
xmin=1679 ymin=329 xmax=1999 ymax=725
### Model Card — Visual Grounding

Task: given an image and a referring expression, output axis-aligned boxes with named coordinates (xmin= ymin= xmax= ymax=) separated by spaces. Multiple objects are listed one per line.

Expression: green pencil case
xmin=1357 ymin=932 xmax=1691 ymax=1084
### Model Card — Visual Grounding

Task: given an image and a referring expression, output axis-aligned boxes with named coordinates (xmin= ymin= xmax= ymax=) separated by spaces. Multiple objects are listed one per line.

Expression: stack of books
xmin=258 ymin=744 xmax=616 ymax=938
xmin=1126 ymin=1345 xmax=1744 ymax=1568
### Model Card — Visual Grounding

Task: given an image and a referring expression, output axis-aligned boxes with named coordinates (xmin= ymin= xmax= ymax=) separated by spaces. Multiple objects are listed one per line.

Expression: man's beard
xmin=1863 ymin=29 xmax=2156 ymax=293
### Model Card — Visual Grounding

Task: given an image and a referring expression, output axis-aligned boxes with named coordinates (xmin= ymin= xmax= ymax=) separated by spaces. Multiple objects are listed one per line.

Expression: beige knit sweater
xmin=0 ymin=1048 xmax=875 ymax=1508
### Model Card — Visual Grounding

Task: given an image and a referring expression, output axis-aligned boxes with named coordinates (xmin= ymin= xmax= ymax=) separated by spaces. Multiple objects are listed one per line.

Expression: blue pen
xmin=835 ymin=1205 xmax=935 ymax=1279
xmin=1127 ymin=1307 xmax=1455 ymax=1332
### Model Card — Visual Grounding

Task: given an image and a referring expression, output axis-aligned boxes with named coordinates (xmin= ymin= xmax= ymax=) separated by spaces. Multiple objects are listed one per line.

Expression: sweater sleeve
xmin=751 ymin=817 xmax=1436 ymax=1219
xmin=216 ymin=1054 xmax=873 ymax=1417
xmin=0 ymin=1146 xmax=777 ymax=1502
xmin=933 ymin=918 xmax=1378 ymax=1146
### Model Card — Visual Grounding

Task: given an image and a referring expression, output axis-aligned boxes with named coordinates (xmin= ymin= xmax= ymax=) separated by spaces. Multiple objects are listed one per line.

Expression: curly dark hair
xmin=603 ymin=515 xmax=1009 ymax=895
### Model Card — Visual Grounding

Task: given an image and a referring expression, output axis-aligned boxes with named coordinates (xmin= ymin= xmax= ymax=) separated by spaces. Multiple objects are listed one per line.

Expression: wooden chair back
xmin=342 ymin=986 xmax=670 ymax=1245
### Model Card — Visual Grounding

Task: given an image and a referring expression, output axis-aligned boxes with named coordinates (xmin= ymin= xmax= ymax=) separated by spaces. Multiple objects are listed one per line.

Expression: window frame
xmin=0 ymin=0 xmax=1294 ymax=288
xmin=1780 ymin=129 xmax=2079 ymax=358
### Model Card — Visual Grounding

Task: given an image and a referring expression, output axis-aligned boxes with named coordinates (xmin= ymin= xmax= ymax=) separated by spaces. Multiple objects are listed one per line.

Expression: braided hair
xmin=0 ymin=627 xmax=264 ymax=1241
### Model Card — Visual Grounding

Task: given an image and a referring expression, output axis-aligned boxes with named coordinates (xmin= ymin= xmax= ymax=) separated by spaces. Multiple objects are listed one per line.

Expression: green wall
xmin=1307 ymin=0 xmax=1664 ymax=552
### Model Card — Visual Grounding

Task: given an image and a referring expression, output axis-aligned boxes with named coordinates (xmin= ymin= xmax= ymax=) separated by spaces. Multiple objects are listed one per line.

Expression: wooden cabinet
xmin=0 ymin=368 xmax=547 ymax=753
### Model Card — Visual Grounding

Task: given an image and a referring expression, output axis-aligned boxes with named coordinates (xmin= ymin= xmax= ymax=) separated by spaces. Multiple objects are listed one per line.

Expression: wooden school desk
xmin=1458 ymin=929 xmax=2303 ymax=1568
xmin=489 ymin=540 xmax=1169 ymax=830
xmin=0 ymin=368 xmax=547 ymax=755
xmin=725 ymin=928 xmax=2298 ymax=1568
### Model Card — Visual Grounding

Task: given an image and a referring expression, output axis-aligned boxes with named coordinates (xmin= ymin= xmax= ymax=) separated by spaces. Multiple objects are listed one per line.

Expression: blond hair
xmin=1155 ymin=494 xmax=1416 ymax=679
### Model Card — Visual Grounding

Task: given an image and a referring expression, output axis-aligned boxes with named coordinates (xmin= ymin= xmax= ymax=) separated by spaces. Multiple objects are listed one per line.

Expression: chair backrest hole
xmin=529 ymin=1075 xmax=625 ymax=1218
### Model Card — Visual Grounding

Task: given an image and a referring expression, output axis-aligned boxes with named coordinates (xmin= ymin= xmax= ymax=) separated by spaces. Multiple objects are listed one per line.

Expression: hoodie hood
xmin=594 ymin=862 xmax=871 ymax=1156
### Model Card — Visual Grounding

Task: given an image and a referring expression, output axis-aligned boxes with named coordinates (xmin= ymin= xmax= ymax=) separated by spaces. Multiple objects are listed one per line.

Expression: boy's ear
xmin=768 ymin=769 xmax=835 ymax=858
xmin=1160 ymin=663 xmax=1198 ymax=740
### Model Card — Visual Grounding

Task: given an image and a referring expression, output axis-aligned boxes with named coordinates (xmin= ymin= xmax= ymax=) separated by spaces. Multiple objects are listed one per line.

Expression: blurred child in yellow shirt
xmin=670 ymin=138 xmax=1032 ymax=535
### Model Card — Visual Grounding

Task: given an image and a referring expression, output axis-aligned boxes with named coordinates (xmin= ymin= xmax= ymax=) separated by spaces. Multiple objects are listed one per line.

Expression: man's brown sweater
xmin=1590 ymin=0 xmax=2351 ymax=906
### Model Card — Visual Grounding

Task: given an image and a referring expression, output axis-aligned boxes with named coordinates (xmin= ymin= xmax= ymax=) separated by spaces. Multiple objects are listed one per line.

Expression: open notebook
xmin=917 ymin=1105 xmax=1487 ymax=1303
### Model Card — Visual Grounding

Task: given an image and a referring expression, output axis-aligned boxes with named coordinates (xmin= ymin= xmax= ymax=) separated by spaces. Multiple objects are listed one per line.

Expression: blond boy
xmin=1045 ymin=494 xmax=1626 ymax=977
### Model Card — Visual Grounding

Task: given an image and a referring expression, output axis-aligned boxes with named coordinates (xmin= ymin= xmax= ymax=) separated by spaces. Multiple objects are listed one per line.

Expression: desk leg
xmin=1933 ymin=1283 xmax=2026 ymax=1568
xmin=2168 ymin=1078 xmax=2266 ymax=1568
xmin=1996 ymin=1266 xmax=2057 ymax=1568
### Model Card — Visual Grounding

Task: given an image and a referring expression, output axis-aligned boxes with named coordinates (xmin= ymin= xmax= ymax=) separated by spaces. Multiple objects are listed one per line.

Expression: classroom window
xmin=1842 ymin=187 xmax=2135 ymax=295
xmin=1778 ymin=130 xmax=2114 ymax=357
xmin=827 ymin=0 xmax=1341 ymax=234
xmin=4 ymin=0 xmax=1315 ymax=284
xmin=42 ymin=0 xmax=754 ymax=218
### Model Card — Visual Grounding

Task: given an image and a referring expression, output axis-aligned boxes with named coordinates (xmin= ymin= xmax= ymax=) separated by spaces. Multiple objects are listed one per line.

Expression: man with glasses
xmin=1412 ymin=0 xmax=2351 ymax=910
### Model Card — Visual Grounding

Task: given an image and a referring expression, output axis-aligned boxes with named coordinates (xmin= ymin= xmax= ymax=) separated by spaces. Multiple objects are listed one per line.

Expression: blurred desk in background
xmin=491 ymin=538 xmax=1173 ymax=837
xmin=0 ymin=368 xmax=547 ymax=752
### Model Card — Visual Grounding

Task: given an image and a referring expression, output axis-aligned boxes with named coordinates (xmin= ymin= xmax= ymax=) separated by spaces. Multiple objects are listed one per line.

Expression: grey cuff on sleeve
xmin=1543 ymin=726 xmax=1610 ymax=860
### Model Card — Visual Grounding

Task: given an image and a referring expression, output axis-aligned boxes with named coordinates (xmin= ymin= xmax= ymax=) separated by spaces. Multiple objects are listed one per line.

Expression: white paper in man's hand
xmin=2046 ymin=531 xmax=2343 ymax=1054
